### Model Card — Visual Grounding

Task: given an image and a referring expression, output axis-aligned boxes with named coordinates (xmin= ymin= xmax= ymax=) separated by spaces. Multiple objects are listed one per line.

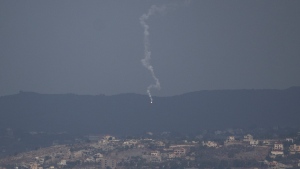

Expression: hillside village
xmin=1 ymin=128 xmax=300 ymax=169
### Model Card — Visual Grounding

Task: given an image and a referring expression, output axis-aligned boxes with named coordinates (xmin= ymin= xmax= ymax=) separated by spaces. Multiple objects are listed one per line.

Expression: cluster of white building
xmin=202 ymin=134 xmax=300 ymax=159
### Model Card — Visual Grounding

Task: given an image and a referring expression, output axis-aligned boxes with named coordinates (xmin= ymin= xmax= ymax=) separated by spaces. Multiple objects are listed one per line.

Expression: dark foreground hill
xmin=1 ymin=87 xmax=300 ymax=135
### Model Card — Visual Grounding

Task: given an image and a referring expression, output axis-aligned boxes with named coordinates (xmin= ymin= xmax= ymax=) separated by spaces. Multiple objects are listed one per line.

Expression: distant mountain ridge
xmin=1 ymin=87 xmax=300 ymax=135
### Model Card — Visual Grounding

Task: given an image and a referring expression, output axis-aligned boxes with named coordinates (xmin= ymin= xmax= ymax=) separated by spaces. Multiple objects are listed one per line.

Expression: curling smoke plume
xmin=140 ymin=5 xmax=165 ymax=103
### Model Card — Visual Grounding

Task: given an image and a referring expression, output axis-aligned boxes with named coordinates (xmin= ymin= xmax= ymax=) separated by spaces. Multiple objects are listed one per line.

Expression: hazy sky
xmin=1 ymin=0 xmax=300 ymax=96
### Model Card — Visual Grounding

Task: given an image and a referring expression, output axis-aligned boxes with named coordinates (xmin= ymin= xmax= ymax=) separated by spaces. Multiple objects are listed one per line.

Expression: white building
xmin=202 ymin=141 xmax=219 ymax=148
xmin=104 ymin=135 xmax=116 ymax=141
xmin=243 ymin=134 xmax=253 ymax=142
xmin=151 ymin=151 xmax=161 ymax=157
xmin=289 ymin=144 xmax=300 ymax=154
xmin=94 ymin=153 xmax=103 ymax=158
xmin=57 ymin=160 xmax=67 ymax=166
xmin=101 ymin=158 xmax=117 ymax=169
xmin=174 ymin=148 xmax=186 ymax=157
xmin=271 ymin=142 xmax=284 ymax=157
xmin=123 ymin=139 xmax=138 ymax=147
xmin=224 ymin=136 xmax=243 ymax=146
xmin=250 ymin=140 xmax=259 ymax=146
xmin=270 ymin=150 xmax=284 ymax=156
xmin=286 ymin=138 xmax=294 ymax=143
xmin=274 ymin=142 xmax=284 ymax=151
xmin=150 ymin=151 xmax=162 ymax=162
xmin=227 ymin=136 xmax=235 ymax=142
xmin=168 ymin=148 xmax=187 ymax=158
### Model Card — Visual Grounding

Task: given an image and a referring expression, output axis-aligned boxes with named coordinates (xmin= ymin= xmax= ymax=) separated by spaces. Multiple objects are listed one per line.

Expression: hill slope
xmin=1 ymin=87 xmax=300 ymax=135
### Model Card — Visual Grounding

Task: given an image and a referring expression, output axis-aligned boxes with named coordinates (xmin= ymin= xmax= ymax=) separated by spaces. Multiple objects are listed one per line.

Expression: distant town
xmin=1 ymin=127 xmax=300 ymax=169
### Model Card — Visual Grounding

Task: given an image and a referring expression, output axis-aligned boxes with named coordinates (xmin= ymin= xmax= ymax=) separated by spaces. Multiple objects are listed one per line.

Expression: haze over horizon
xmin=4 ymin=85 xmax=300 ymax=98
xmin=1 ymin=0 xmax=300 ymax=97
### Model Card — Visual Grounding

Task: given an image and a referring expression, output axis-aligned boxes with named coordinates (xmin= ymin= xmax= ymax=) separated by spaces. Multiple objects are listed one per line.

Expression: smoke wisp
xmin=140 ymin=5 xmax=166 ymax=103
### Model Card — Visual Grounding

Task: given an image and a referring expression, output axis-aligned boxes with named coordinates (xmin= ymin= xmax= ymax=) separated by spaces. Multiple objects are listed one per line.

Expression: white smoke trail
xmin=140 ymin=5 xmax=165 ymax=103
